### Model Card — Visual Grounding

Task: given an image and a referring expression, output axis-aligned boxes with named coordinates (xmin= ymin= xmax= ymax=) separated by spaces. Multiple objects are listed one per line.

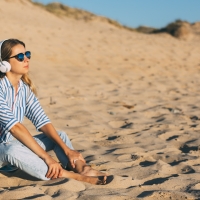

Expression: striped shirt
xmin=0 ymin=76 xmax=50 ymax=143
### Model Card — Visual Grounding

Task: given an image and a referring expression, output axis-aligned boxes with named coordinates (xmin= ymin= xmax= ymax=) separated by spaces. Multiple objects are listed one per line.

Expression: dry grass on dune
xmin=32 ymin=1 xmax=200 ymax=39
xmin=32 ymin=1 xmax=136 ymax=32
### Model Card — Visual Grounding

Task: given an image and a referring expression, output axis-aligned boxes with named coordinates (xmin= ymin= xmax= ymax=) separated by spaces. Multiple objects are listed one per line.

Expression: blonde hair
xmin=0 ymin=39 xmax=37 ymax=95
xmin=21 ymin=74 xmax=37 ymax=95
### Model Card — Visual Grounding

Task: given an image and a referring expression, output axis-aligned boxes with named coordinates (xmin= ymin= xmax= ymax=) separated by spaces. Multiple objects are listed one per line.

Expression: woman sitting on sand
xmin=0 ymin=38 xmax=111 ymax=185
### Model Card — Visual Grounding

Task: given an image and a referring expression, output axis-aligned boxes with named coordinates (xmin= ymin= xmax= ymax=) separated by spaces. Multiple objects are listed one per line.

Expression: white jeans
xmin=0 ymin=131 xmax=74 ymax=180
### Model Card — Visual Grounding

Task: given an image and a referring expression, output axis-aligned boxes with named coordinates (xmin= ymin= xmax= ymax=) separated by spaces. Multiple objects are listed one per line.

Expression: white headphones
xmin=0 ymin=40 xmax=11 ymax=73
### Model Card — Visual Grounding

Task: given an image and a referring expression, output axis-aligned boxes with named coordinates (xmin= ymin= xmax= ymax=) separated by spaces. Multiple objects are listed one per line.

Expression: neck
xmin=6 ymin=72 xmax=22 ymax=88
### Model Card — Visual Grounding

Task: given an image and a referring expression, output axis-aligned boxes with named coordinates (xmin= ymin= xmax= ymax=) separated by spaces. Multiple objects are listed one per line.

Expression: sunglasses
xmin=9 ymin=51 xmax=31 ymax=62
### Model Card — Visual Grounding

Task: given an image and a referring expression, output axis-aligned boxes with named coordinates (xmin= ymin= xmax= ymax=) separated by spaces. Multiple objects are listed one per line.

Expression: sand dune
xmin=0 ymin=0 xmax=200 ymax=199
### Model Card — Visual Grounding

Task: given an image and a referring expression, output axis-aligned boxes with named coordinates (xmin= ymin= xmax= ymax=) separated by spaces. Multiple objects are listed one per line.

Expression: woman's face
xmin=8 ymin=44 xmax=30 ymax=76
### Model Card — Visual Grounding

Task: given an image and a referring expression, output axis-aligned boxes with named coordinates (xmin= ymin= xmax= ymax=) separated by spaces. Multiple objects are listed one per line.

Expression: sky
xmin=33 ymin=0 xmax=200 ymax=29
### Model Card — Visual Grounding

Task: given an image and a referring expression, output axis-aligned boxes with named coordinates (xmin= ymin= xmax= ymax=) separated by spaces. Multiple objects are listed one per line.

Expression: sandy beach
xmin=0 ymin=0 xmax=200 ymax=199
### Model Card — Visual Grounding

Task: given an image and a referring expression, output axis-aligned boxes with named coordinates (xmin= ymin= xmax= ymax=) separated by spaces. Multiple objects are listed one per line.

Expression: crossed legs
xmin=0 ymin=131 xmax=111 ymax=185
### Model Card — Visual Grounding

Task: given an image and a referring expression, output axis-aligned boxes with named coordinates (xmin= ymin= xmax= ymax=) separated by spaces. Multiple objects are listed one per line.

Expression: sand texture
xmin=0 ymin=0 xmax=200 ymax=199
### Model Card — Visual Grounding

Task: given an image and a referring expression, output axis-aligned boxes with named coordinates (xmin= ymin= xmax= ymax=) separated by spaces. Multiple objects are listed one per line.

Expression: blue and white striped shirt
xmin=0 ymin=76 xmax=50 ymax=143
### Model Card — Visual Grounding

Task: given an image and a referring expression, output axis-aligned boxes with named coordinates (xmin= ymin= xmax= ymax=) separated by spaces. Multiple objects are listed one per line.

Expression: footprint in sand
xmin=179 ymin=143 xmax=199 ymax=153
xmin=40 ymin=178 xmax=85 ymax=194
xmin=139 ymin=160 xmax=156 ymax=167
xmin=94 ymin=175 xmax=141 ymax=189
xmin=117 ymin=154 xmax=133 ymax=162
xmin=108 ymin=121 xmax=133 ymax=129
xmin=108 ymin=121 xmax=127 ymax=129
xmin=137 ymin=190 xmax=192 ymax=199
xmin=191 ymin=182 xmax=200 ymax=190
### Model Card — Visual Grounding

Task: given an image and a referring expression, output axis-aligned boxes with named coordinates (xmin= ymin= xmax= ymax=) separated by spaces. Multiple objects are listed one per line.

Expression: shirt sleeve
xmin=0 ymin=90 xmax=19 ymax=136
xmin=25 ymin=89 xmax=51 ymax=131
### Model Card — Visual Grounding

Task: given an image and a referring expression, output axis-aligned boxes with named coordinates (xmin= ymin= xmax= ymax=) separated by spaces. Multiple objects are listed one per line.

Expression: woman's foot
xmin=65 ymin=160 xmax=113 ymax=184
xmin=80 ymin=165 xmax=107 ymax=177
xmin=86 ymin=175 xmax=107 ymax=185
xmin=79 ymin=174 xmax=114 ymax=185
xmin=62 ymin=170 xmax=113 ymax=185
xmin=70 ymin=160 xmax=107 ymax=177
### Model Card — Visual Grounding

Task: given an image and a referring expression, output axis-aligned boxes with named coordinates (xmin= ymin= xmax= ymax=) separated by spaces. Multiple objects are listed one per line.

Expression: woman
xmin=0 ymin=39 xmax=111 ymax=185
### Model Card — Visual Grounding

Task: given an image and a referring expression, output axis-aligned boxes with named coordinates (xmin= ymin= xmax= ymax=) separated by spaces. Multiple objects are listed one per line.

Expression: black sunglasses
xmin=9 ymin=51 xmax=31 ymax=62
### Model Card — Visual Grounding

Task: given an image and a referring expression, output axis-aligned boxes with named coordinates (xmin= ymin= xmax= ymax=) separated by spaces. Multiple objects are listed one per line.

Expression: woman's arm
xmin=39 ymin=123 xmax=85 ymax=168
xmin=10 ymin=122 xmax=63 ymax=179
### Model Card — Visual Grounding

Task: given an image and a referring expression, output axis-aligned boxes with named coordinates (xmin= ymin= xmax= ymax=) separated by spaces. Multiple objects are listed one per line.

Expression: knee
xmin=57 ymin=130 xmax=69 ymax=140
xmin=57 ymin=130 xmax=74 ymax=149
xmin=4 ymin=145 xmax=17 ymax=156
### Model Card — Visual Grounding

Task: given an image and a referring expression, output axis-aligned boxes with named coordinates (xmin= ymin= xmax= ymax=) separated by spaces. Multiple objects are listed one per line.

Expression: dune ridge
xmin=0 ymin=0 xmax=200 ymax=199
xmin=32 ymin=1 xmax=200 ymax=39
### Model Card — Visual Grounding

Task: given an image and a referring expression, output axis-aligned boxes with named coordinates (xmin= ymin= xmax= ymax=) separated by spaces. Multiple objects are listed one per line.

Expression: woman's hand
xmin=39 ymin=124 xmax=86 ymax=169
xmin=44 ymin=156 xmax=63 ymax=179
xmin=66 ymin=149 xmax=86 ymax=168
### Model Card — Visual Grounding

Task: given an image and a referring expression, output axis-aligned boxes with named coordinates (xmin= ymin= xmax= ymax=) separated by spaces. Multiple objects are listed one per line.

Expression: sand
xmin=0 ymin=0 xmax=200 ymax=199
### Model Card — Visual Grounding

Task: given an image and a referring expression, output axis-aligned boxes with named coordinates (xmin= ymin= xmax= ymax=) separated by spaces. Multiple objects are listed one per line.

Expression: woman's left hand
xmin=66 ymin=149 xmax=85 ymax=168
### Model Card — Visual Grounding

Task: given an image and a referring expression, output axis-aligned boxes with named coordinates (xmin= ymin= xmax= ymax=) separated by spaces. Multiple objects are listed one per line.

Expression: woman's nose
xmin=24 ymin=56 xmax=29 ymax=62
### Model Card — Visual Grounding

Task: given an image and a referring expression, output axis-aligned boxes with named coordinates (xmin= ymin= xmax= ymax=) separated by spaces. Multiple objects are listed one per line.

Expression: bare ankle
xmin=84 ymin=175 xmax=107 ymax=185
xmin=80 ymin=165 xmax=91 ymax=175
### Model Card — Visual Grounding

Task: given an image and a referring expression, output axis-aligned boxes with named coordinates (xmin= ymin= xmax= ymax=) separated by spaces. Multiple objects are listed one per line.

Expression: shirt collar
xmin=2 ymin=76 xmax=24 ymax=89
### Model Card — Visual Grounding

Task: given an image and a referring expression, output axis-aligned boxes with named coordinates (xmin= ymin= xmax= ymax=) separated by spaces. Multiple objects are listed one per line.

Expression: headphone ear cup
xmin=0 ymin=61 xmax=11 ymax=73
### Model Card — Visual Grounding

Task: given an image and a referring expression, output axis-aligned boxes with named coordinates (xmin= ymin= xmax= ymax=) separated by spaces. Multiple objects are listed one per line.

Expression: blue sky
xmin=33 ymin=0 xmax=200 ymax=28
